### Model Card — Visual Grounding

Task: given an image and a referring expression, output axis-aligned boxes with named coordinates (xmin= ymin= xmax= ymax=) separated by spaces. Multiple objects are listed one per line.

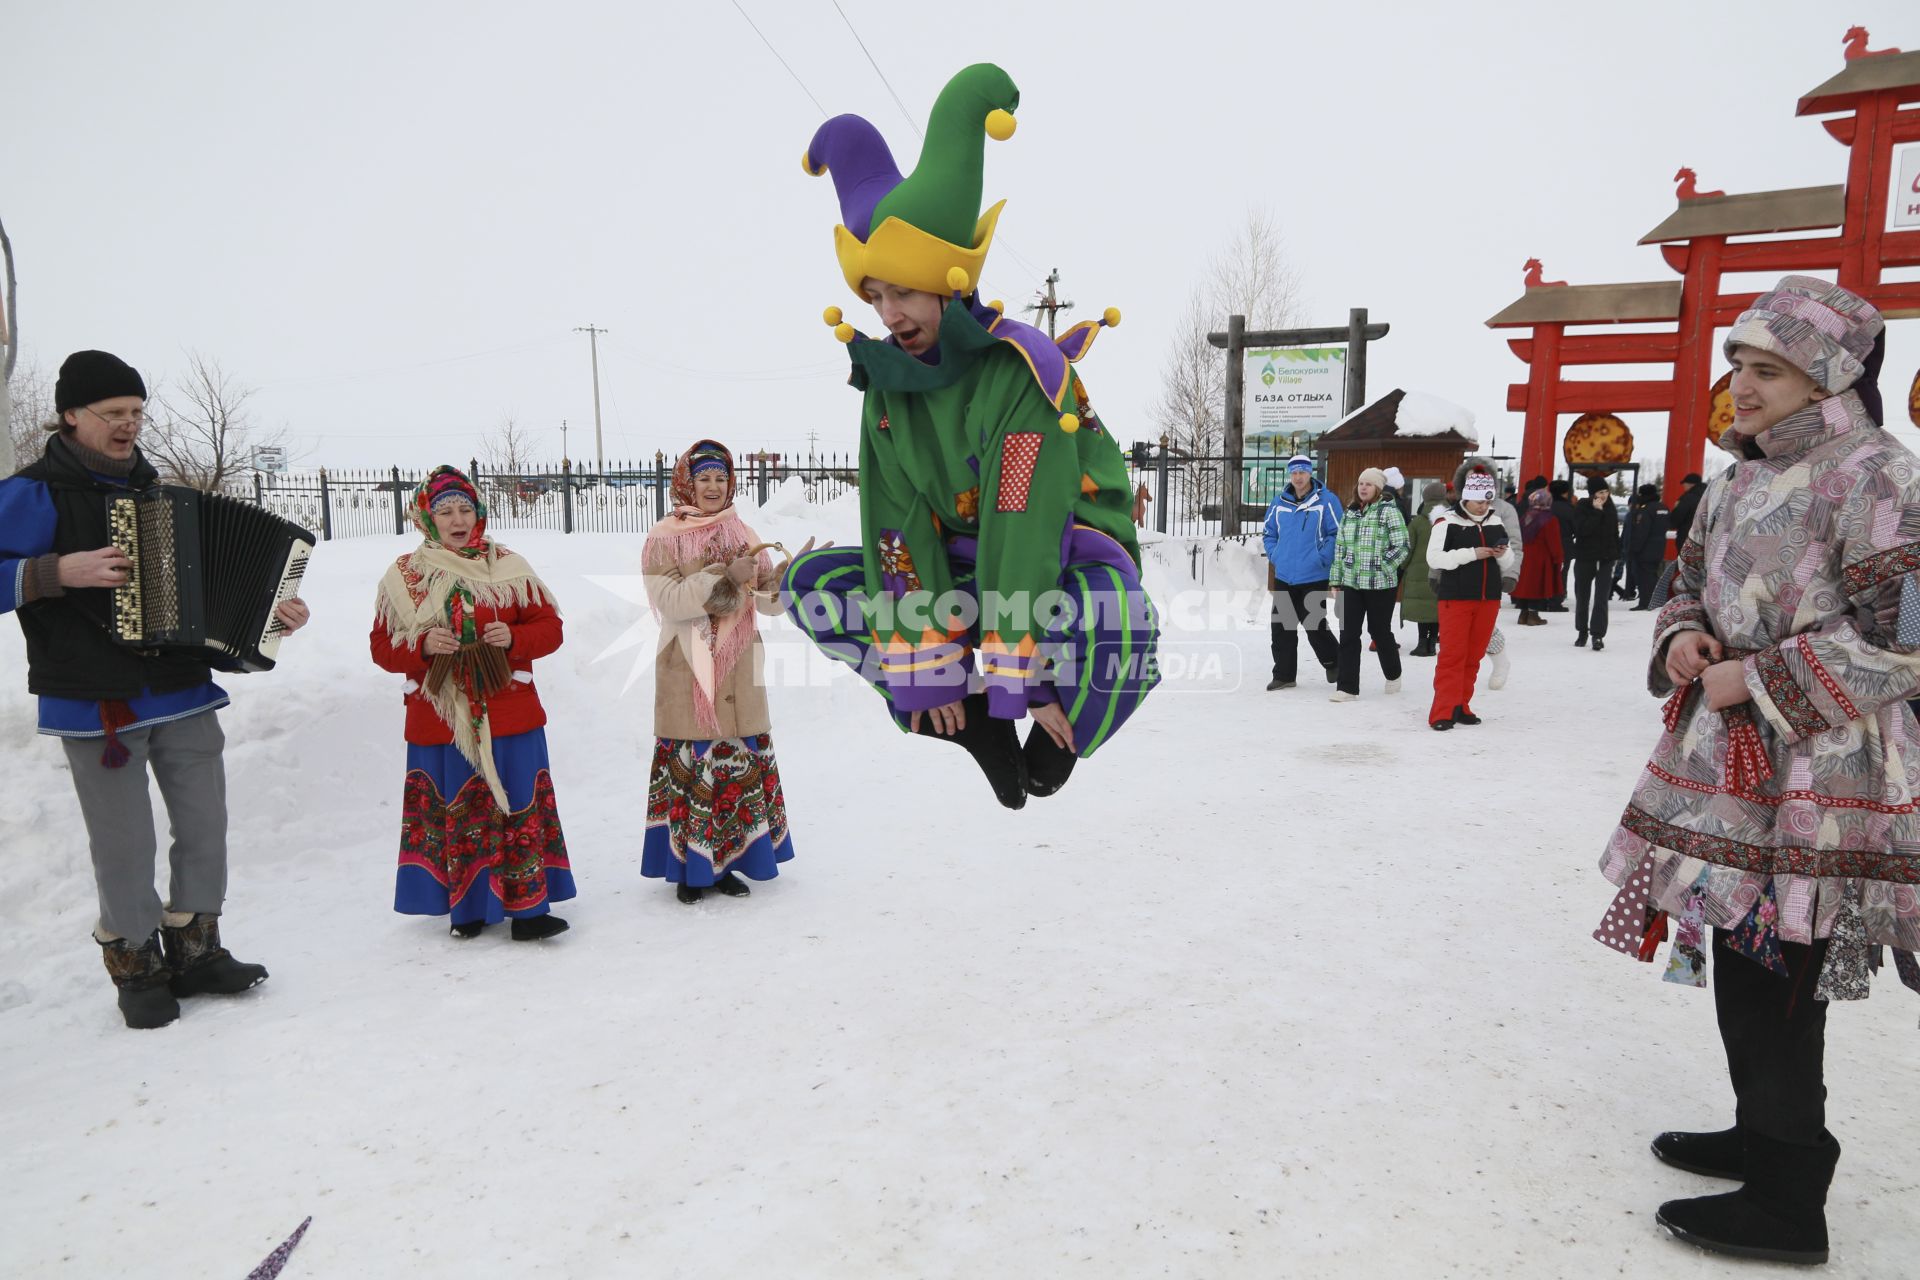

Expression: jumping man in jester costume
xmin=785 ymin=62 xmax=1159 ymax=810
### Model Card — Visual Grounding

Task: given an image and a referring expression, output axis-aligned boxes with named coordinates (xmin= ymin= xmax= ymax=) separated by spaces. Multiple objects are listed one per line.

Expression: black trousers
xmin=1335 ymin=586 xmax=1401 ymax=693
xmin=1573 ymin=558 xmax=1614 ymax=639
xmin=1270 ymin=581 xmax=1337 ymax=681
xmin=1713 ymin=928 xmax=1829 ymax=1144
xmin=1635 ymin=557 xmax=1664 ymax=608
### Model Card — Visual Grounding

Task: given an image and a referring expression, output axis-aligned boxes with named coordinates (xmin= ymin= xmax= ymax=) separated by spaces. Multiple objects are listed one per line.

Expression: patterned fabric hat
xmin=411 ymin=465 xmax=488 ymax=548
xmin=671 ymin=439 xmax=737 ymax=509
xmin=1462 ymin=473 xmax=1497 ymax=502
xmin=1723 ymin=275 xmax=1883 ymax=394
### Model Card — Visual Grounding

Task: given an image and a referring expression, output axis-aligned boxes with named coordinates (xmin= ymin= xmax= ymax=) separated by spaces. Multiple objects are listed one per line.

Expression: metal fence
xmin=243 ymin=455 xmax=861 ymax=540
xmin=237 ymin=442 xmax=1299 ymax=542
xmin=1127 ymin=438 xmax=1316 ymax=540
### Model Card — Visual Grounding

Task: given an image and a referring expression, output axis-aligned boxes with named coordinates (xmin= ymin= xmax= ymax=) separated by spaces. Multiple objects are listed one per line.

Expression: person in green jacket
xmin=784 ymin=64 xmax=1159 ymax=810
xmin=1401 ymin=481 xmax=1445 ymax=656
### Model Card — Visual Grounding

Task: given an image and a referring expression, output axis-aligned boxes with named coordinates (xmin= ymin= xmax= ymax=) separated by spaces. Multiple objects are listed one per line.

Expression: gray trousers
xmin=61 ymin=710 xmax=228 ymax=940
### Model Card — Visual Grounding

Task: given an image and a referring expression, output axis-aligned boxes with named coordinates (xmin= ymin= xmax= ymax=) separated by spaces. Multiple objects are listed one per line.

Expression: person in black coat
xmin=1668 ymin=472 xmax=1706 ymax=547
xmin=1548 ymin=478 xmax=1579 ymax=610
xmin=1569 ymin=475 xmax=1621 ymax=648
xmin=1626 ymin=484 xmax=1670 ymax=610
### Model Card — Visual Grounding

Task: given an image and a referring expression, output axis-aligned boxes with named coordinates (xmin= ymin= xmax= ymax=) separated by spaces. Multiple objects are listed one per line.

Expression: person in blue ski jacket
xmin=1260 ymin=454 xmax=1344 ymax=690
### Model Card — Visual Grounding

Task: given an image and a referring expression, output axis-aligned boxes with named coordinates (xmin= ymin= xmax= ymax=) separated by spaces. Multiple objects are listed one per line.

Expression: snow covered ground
xmin=1 ymin=486 xmax=1915 ymax=1277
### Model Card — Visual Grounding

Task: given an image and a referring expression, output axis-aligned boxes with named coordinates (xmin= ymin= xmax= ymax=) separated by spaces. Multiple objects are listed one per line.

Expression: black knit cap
xmin=1586 ymin=474 xmax=1609 ymax=494
xmin=53 ymin=350 xmax=147 ymax=417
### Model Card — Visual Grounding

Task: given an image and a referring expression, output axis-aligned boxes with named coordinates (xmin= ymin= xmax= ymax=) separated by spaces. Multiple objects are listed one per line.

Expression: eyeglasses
xmin=82 ymin=406 xmax=146 ymax=427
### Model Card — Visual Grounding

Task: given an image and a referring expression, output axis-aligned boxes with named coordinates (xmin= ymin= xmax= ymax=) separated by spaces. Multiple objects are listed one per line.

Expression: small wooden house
xmin=1314 ymin=388 xmax=1476 ymax=504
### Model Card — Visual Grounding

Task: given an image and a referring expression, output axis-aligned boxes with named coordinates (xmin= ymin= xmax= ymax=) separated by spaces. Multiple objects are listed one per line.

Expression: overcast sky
xmin=7 ymin=0 xmax=1919 ymax=473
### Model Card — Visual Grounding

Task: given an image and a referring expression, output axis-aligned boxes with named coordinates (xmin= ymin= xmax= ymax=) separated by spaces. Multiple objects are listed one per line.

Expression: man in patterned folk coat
xmin=1594 ymin=277 xmax=1920 ymax=1265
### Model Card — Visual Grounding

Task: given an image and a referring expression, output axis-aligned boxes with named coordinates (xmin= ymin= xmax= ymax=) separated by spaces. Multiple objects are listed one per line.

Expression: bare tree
xmin=143 ymin=351 xmax=280 ymax=491
xmin=479 ymin=414 xmax=543 ymax=513
xmin=1 ymin=214 xmax=17 ymax=474
xmin=6 ymin=359 xmax=54 ymax=469
xmin=1152 ymin=209 xmax=1301 ymax=514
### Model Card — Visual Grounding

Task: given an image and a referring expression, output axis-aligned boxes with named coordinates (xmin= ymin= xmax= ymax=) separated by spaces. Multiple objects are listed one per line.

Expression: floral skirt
xmin=641 ymin=734 xmax=794 ymax=886
xmin=395 ymin=728 xmax=575 ymax=924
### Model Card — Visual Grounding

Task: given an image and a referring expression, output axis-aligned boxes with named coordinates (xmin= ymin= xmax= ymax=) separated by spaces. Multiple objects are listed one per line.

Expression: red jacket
xmin=1514 ymin=515 xmax=1565 ymax=599
xmin=369 ymin=598 xmax=563 ymax=745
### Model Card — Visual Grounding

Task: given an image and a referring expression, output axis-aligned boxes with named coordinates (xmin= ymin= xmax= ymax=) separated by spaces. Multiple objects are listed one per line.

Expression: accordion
xmin=106 ymin=486 xmax=316 ymax=672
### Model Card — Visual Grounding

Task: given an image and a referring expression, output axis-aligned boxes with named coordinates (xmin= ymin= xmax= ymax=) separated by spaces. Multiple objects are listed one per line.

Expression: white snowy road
xmin=1 ymin=511 xmax=1914 ymax=1278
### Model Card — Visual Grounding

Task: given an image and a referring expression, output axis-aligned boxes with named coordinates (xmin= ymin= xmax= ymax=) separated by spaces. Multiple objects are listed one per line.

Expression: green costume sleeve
xmin=857 ymin=395 xmax=972 ymax=712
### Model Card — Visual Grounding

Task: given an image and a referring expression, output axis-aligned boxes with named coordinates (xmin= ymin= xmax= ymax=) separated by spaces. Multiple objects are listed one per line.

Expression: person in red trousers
xmin=1424 ymin=471 xmax=1516 ymax=730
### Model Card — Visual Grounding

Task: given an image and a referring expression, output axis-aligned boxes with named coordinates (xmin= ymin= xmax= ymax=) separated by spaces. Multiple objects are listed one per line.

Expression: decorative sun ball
xmin=1563 ymin=412 xmax=1635 ymax=478
xmin=1908 ymin=368 xmax=1920 ymax=430
xmin=1708 ymin=372 xmax=1736 ymax=440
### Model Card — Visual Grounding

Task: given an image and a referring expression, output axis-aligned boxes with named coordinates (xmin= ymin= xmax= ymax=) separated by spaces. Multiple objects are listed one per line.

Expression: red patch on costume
xmin=996 ymin=434 xmax=1044 ymax=513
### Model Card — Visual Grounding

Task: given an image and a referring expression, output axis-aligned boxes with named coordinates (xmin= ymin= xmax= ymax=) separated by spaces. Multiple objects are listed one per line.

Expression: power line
xmin=729 ymin=0 xmax=827 ymax=116
xmin=830 ymin=1 xmax=920 ymax=139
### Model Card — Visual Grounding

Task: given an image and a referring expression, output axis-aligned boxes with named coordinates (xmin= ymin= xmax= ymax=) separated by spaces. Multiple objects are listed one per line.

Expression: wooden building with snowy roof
xmin=1315 ymin=388 xmax=1478 ymax=500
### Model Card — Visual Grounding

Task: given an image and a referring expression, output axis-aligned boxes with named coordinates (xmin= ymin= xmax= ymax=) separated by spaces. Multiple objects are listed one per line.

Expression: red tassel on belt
xmin=98 ymin=699 xmax=137 ymax=768
xmin=1723 ymin=706 xmax=1774 ymax=792
xmin=1637 ymin=911 xmax=1670 ymax=962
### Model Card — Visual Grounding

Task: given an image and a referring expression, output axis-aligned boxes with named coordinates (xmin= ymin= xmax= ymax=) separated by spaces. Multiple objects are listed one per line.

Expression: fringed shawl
xmin=643 ymin=508 xmax=773 ymax=737
xmin=375 ymin=538 xmax=555 ymax=809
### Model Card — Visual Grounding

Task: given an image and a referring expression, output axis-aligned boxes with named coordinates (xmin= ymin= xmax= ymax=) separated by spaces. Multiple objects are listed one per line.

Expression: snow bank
xmin=1 ymin=495 xmax=1915 ymax=1278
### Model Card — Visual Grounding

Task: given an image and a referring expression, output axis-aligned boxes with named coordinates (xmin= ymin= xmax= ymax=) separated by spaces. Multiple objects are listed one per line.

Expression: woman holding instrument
xmin=640 ymin=440 xmax=797 ymax=904
xmin=370 ymin=466 xmax=574 ymax=940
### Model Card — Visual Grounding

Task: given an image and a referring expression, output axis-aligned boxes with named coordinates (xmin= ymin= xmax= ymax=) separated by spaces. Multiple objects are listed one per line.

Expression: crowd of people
xmin=1261 ymin=451 xmax=1647 ymax=729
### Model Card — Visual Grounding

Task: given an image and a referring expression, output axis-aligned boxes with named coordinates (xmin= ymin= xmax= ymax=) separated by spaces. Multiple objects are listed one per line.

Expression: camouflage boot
xmin=160 ymin=913 xmax=269 ymax=997
xmin=99 ymin=931 xmax=181 ymax=1029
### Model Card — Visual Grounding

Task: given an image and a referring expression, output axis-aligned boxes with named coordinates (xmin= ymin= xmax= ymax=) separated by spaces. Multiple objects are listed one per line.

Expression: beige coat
xmin=645 ymin=555 xmax=783 ymax=740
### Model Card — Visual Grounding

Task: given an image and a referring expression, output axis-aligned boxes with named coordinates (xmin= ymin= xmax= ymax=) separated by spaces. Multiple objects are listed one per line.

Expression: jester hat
xmin=805 ymin=63 xmax=1019 ymax=299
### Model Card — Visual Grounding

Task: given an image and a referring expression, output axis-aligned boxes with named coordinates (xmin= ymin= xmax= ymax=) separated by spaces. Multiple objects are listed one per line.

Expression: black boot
xmin=1322 ymin=661 xmax=1338 ymax=684
xmin=1575 ymin=631 xmax=1587 ymax=647
xmin=510 ymin=914 xmax=570 ymax=940
xmin=161 ymin=914 xmax=267 ymax=997
xmin=915 ymin=692 xmax=1027 ymax=810
xmin=1452 ymin=705 xmax=1482 ymax=726
xmin=1651 ymin=1126 xmax=1743 ymax=1180
xmin=714 ymin=871 xmax=751 ymax=897
xmin=450 ymin=920 xmax=485 ymax=939
xmin=1023 ymin=723 xmax=1078 ymax=798
xmin=676 ymin=883 xmax=704 ymax=905
xmin=99 ymin=931 xmax=180 ymax=1029
xmin=1593 ymin=637 xmax=1605 ymax=651
xmin=1656 ymin=1129 xmax=1839 ymax=1265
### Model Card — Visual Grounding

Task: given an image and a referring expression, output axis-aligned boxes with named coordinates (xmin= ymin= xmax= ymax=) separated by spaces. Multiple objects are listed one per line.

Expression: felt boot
xmin=676 ymin=883 xmax=704 ymax=905
xmin=161 ymin=913 xmax=267 ymax=997
xmin=714 ymin=872 xmax=751 ymax=897
xmin=1656 ymin=1129 xmax=1839 ymax=1266
xmin=99 ymin=931 xmax=180 ymax=1029
xmin=1023 ymin=723 xmax=1077 ymax=798
xmin=915 ymin=692 xmax=1027 ymax=810
xmin=1651 ymin=1126 xmax=1743 ymax=1180
xmin=510 ymin=914 xmax=570 ymax=940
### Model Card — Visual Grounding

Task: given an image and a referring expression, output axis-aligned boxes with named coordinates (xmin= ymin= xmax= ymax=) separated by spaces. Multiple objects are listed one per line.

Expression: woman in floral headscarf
xmin=640 ymin=440 xmax=796 ymax=904
xmin=370 ymin=466 xmax=573 ymax=940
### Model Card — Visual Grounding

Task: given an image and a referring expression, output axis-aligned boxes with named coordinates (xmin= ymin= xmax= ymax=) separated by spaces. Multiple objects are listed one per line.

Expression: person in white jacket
xmin=1425 ymin=472 xmax=1518 ymax=729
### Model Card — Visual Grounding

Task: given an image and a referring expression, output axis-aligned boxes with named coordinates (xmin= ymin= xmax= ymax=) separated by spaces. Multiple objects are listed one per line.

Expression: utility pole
xmin=574 ymin=325 xmax=608 ymax=473
xmin=1023 ymin=267 xmax=1073 ymax=339
xmin=560 ymin=417 xmax=569 ymax=468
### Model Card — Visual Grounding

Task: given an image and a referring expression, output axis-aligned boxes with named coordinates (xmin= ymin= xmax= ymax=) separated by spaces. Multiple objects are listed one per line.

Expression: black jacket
xmin=1551 ymin=498 xmax=1579 ymax=557
xmin=16 ymin=436 xmax=214 ymax=700
xmin=1430 ymin=506 xmax=1513 ymax=601
xmin=1628 ymin=500 xmax=1670 ymax=561
xmin=1669 ymin=482 xmax=1705 ymax=546
xmin=1571 ymin=498 xmax=1622 ymax=561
